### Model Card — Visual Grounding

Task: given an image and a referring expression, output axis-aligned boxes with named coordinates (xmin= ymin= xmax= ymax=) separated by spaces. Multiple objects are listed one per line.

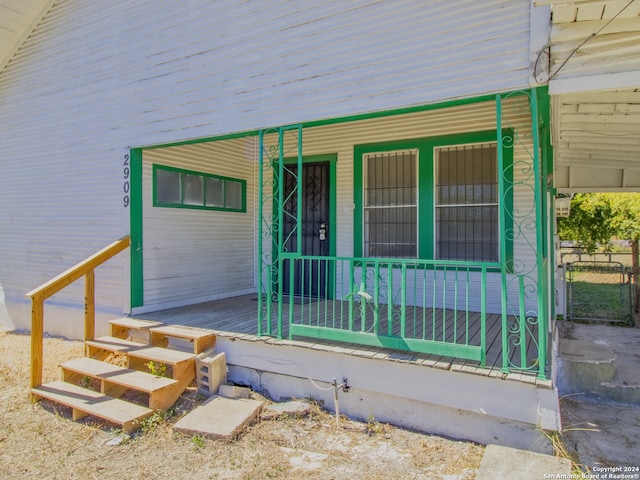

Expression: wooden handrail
xmin=27 ymin=235 xmax=130 ymax=392
xmin=26 ymin=235 xmax=130 ymax=300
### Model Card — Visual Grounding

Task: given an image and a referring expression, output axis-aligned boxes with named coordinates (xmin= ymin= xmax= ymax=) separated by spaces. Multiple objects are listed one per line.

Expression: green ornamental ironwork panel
xmin=257 ymin=126 xmax=303 ymax=338
xmin=497 ymin=90 xmax=549 ymax=379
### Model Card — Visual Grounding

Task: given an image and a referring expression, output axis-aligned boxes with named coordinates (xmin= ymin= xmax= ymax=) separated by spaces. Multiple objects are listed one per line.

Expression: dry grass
xmin=0 ymin=330 xmax=484 ymax=480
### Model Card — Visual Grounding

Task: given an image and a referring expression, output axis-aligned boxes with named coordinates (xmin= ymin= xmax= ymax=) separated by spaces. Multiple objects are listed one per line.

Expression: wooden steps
xmin=85 ymin=335 xmax=144 ymax=359
xmin=110 ymin=317 xmax=164 ymax=343
xmin=150 ymin=325 xmax=216 ymax=353
xmin=60 ymin=357 xmax=179 ymax=411
xmin=33 ymin=317 xmax=218 ymax=433
xmin=127 ymin=346 xmax=197 ymax=367
xmin=31 ymin=381 xmax=154 ymax=433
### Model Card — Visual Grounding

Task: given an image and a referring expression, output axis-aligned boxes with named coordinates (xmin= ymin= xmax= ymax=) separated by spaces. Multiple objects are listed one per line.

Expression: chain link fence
xmin=566 ymin=261 xmax=634 ymax=324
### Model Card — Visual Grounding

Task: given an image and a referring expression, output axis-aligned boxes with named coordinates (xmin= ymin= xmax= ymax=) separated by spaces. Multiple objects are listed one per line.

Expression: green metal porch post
xmin=530 ymin=89 xmax=549 ymax=379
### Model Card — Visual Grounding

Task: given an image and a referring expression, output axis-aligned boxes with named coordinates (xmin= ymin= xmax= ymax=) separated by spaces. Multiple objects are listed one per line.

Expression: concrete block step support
xmin=196 ymin=350 xmax=227 ymax=396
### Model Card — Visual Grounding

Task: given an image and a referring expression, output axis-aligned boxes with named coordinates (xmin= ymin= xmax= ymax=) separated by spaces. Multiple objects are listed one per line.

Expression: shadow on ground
xmin=558 ymin=321 xmax=640 ymax=469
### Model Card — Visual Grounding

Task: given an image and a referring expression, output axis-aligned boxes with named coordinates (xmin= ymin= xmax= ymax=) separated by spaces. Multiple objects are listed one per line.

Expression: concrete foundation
xmin=216 ymin=334 xmax=559 ymax=454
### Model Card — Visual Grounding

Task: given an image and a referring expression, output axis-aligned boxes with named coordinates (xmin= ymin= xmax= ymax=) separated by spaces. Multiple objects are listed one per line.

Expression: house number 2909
xmin=123 ymin=154 xmax=130 ymax=207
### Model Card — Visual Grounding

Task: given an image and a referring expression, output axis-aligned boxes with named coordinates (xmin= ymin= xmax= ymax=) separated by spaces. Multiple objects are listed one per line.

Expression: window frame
xmin=362 ymin=148 xmax=419 ymax=259
xmin=354 ymin=130 xmax=512 ymax=265
xmin=434 ymin=141 xmax=499 ymax=262
xmin=153 ymin=164 xmax=246 ymax=213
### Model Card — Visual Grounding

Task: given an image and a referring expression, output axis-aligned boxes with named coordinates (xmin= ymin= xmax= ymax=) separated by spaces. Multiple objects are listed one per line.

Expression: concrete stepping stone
xmin=174 ymin=395 xmax=263 ymax=440
xmin=476 ymin=444 xmax=571 ymax=480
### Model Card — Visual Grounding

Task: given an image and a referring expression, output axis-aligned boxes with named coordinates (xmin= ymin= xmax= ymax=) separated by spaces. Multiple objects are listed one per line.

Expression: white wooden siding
xmin=140 ymin=139 xmax=256 ymax=310
xmin=539 ymin=0 xmax=640 ymax=192
xmin=0 ymin=0 xmax=534 ymax=330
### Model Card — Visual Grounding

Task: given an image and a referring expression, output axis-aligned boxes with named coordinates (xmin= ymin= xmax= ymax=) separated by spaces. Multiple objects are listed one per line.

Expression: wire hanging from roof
xmin=538 ymin=0 xmax=637 ymax=83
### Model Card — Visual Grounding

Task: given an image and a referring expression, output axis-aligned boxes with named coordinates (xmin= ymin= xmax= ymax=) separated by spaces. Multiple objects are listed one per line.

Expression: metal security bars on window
xmin=363 ymin=150 xmax=417 ymax=258
xmin=435 ymin=143 xmax=498 ymax=262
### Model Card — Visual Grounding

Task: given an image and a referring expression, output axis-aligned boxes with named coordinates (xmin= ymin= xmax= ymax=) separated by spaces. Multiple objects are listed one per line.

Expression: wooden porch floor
xmin=133 ymin=294 xmax=548 ymax=383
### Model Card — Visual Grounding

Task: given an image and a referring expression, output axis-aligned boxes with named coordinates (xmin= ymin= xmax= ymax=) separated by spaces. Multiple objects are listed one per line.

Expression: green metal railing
xmin=262 ymin=255 xmax=490 ymax=365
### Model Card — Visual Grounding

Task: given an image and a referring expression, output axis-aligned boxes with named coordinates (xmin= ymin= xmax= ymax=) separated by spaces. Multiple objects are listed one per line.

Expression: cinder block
xmin=196 ymin=350 xmax=227 ymax=396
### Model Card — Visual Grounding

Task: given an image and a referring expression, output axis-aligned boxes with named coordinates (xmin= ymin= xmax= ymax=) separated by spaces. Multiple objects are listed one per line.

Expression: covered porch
xmin=134 ymin=88 xmax=554 ymax=382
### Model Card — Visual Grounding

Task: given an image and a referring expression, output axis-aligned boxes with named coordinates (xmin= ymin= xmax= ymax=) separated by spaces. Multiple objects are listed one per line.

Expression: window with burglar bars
xmin=435 ymin=143 xmax=498 ymax=262
xmin=363 ymin=150 xmax=417 ymax=258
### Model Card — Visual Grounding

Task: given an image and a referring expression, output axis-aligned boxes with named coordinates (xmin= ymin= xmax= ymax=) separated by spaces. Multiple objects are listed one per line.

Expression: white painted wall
xmin=140 ymin=139 xmax=257 ymax=311
xmin=0 ymin=0 xmax=536 ymax=335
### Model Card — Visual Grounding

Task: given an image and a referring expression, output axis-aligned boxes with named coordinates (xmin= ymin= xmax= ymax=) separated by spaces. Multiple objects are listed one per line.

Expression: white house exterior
xmin=0 ymin=0 xmax=548 ymax=326
xmin=0 ymin=0 xmax=584 ymax=451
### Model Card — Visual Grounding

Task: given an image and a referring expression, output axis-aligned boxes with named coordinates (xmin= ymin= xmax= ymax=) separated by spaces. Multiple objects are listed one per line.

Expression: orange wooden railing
xmin=26 ymin=235 xmax=130 ymax=392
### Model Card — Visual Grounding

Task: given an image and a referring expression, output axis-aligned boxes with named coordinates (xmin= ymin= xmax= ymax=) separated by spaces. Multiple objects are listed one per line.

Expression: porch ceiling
xmin=0 ymin=0 xmax=54 ymax=75
xmin=553 ymin=88 xmax=640 ymax=193
xmin=536 ymin=0 xmax=640 ymax=192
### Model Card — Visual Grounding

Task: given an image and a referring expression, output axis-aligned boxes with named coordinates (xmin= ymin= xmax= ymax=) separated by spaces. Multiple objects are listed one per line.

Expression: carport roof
xmin=536 ymin=0 xmax=640 ymax=192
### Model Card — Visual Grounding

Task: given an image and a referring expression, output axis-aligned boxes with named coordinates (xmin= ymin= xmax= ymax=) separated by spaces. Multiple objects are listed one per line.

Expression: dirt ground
xmin=0 ymin=330 xmax=485 ymax=480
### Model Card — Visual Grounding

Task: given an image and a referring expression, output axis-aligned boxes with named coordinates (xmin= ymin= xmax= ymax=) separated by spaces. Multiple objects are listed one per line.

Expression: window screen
xmin=363 ymin=150 xmax=417 ymax=258
xmin=435 ymin=143 xmax=498 ymax=262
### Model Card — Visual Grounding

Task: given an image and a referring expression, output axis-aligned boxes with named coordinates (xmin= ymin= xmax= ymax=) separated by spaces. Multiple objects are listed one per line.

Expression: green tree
xmin=558 ymin=193 xmax=640 ymax=252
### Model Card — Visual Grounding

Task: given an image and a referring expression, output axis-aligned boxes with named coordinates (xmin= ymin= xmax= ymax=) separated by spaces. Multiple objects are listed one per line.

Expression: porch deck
xmin=133 ymin=294 xmax=547 ymax=383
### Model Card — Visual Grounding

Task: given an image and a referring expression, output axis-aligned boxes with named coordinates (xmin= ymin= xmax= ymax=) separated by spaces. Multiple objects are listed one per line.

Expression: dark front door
xmin=282 ymin=162 xmax=330 ymax=297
